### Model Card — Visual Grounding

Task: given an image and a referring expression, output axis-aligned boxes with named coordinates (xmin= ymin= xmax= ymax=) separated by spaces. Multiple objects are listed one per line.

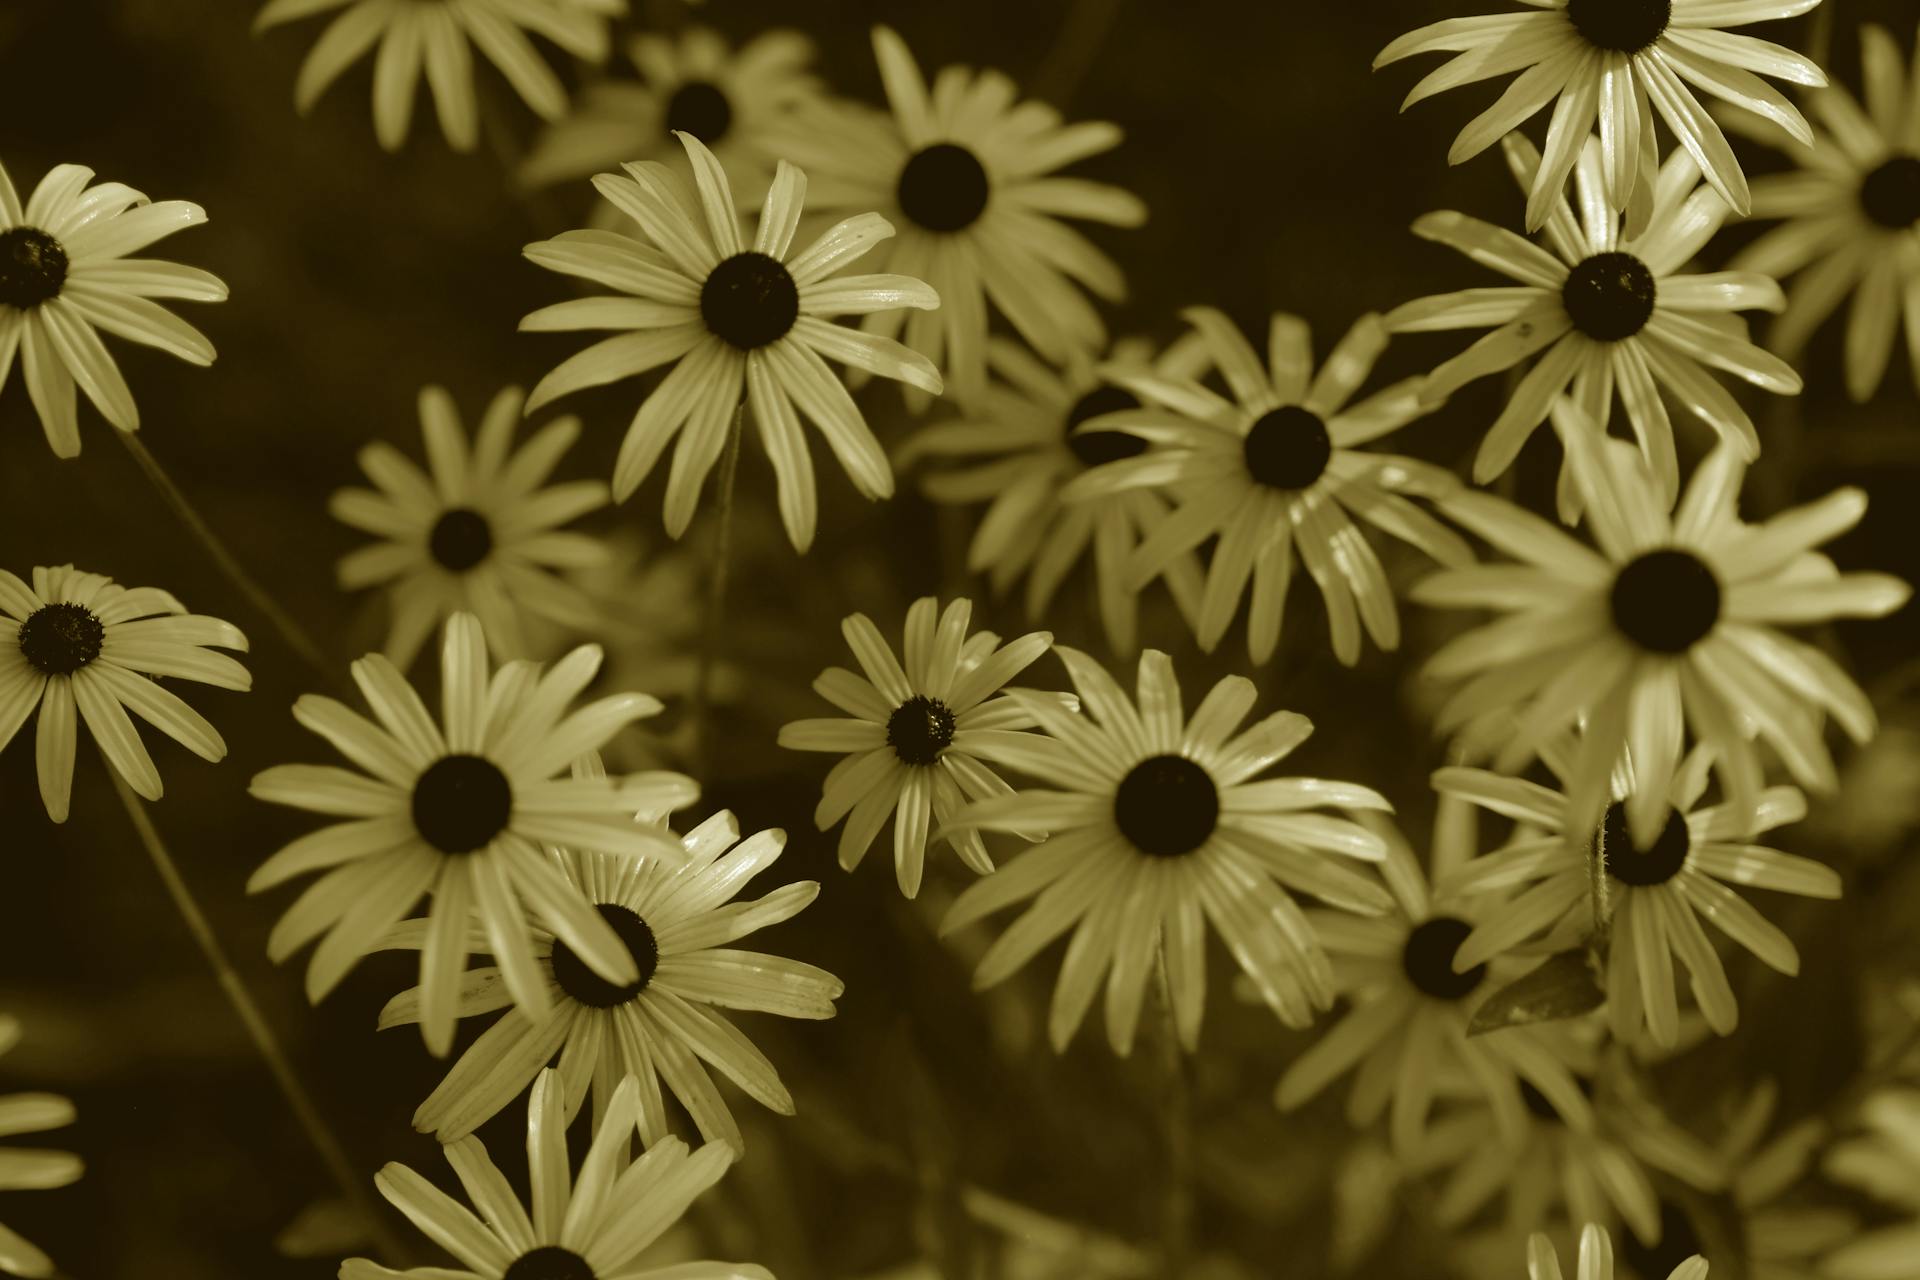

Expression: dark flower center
xmin=1609 ymin=548 xmax=1721 ymax=654
xmin=0 ymin=227 xmax=68 ymax=309
xmin=18 ymin=602 xmax=105 ymax=676
xmin=1563 ymin=252 xmax=1658 ymax=341
xmin=1065 ymin=385 xmax=1147 ymax=468
xmin=503 ymin=1246 xmax=597 ymax=1280
xmin=1113 ymin=754 xmax=1219 ymax=857
xmin=411 ymin=755 xmax=514 ymax=854
xmin=700 ymin=251 xmax=799 ymax=350
xmin=665 ymin=80 xmax=733 ymax=144
xmin=886 ymin=694 xmax=956 ymax=766
xmin=1566 ymin=0 xmax=1671 ymax=54
xmin=1243 ymin=405 xmax=1332 ymax=490
xmin=428 ymin=507 xmax=494 ymax=573
xmin=549 ymin=904 xmax=659 ymax=1008
xmin=1619 ymin=1200 xmax=1705 ymax=1279
xmin=897 ymin=142 xmax=991 ymax=234
xmin=1598 ymin=803 xmax=1692 ymax=887
xmin=1401 ymin=916 xmax=1487 ymax=1001
xmin=1860 ymin=155 xmax=1920 ymax=230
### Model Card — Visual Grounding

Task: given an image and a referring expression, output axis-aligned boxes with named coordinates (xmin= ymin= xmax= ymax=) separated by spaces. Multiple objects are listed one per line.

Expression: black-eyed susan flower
xmin=249 ymin=613 xmax=696 ymax=1054
xmin=1530 ymin=1223 xmax=1706 ymax=1280
xmin=942 ymin=648 xmax=1396 ymax=1054
xmin=1822 ymin=1090 xmax=1920 ymax=1280
xmin=0 ymin=158 xmax=224 ymax=458
xmin=0 ymin=1017 xmax=81 ymax=1280
xmin=1065 ymin=307 xmax=1470 ymax=666
xmin=780 ymin=596 xmax=1052 ymax=899
xmin=330 ymin=384 xmax=607 ymax=672
xmin=521 ymin=131 xmax=942 ymax=551
xmin=0 ymin=564 xmax=248 ymax=823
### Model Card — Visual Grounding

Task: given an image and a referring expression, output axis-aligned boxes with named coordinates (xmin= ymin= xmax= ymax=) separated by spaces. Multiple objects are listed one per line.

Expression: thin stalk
xmin=1030 ymin=0 xmax=1126 ymax=109
xmin=691 ymin=404 xmax=746 ymax=774
xmin=109 ymin=768 xmax=410 ymax=1264
xmin=1154 ymin=959 xmax=1193 ymax=1279
xmin=1588 ymin=813 xmax=1611 ymax=948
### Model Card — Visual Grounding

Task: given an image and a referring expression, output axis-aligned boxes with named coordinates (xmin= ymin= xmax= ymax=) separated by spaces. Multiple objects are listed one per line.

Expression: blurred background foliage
xmin=1 ymin=1 xmax=1919 ymax=1277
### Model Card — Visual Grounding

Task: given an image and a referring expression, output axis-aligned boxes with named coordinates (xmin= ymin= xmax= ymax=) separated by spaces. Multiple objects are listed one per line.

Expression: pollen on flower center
xmin=17 ymin=602 xmax=105 ymax=676
xmin=1565 ymin=0 xmax=1671 ymax=54
xmin=1064 ymin=385 xmax=1147 ymax=468
xmin=1859 ymin=155 xmax=1920 ymax=230
xmin=1598 ymin=802 xmax=1692 ymax=887
xmin=411 ymin=754 xmax=514 ymax=854
xmin=1562 ymin=252 xmax=1658 ymax=341
xmin=896 ymin=142 xmax=991 ymax=234
xmin=1113 ymin=754 xmax=1219 ymax=857
xmin=1609 ymin=548 xmax=1721 ymax=654
xmin=700 ymin=251 xmax=800 ymax=350
xmin=1619 ymin=1200 xmax=1706 ymax=1278
xmin=502 ymin=1245 xmax=598 ymax=1280
xmin=665 ymin=79 xmax=733 ymax=144
xmin=886 ymin=694 xmax=956 ymax=765
xmin=428 ymin=507 xmax=494 ymax=572
xmin=1243 ymin=405 xmax=1332 ymax=490
xmin=549 ymin=903 xmax=659 ymax=1008
xmin=1400 ymin=916 xmax=1487 ymax=1000
xmin=0 ymin=227 xmax=69 ymax=309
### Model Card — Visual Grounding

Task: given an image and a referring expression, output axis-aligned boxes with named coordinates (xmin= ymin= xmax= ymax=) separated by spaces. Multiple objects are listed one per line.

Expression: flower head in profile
xmin=1727 ymin=21 xmax=1920 ymax=400
xmin=521 ymin=131 xmax=942 ymax=551
xmin=330 ymin=385 xmax=607 ymax=671
xmin=0 ymin=1016 xmax=82 ymax=1280
xmin=382 ymin=809 xmax=841 ymax=1151
xmin=249 ymin=613 xmax=697 ymax=1054
xmin=1377 ymin=0 xmax=1826 ymax=228
xmin=942 ymin=648 xmax=1397 ymax=1054
xmin=1388 ymin=137 xmax=1796 ymax=508
xmin=0 ymin=565 xmax=248 ymax=823
xmin=0 ymin=158 xmax=224 ymax=457
xmin=779 ymin=597 xmax=1053 ymax=899
xmin=1529 ymin=1223 xmax=1706 ymax=1280
xmin=1822 ymin=1089 xmax=1920 ymax=1280
xmin=770 ymin=26 xmax=1146 ymax=404
xmin=340 ymin=1068 xmax=768 ymax=1280
xmin=1415 ymin=431 xmax=1908 ymax=848
xmin=254 ymin=0 xmax=611 ymax=152
xmin=1066 ymin=307 xmax=1470 ymax=665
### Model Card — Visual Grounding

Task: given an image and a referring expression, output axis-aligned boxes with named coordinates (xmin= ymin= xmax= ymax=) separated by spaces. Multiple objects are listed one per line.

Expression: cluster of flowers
xmin=3 ymin=0 xmax=1920 ymax=1276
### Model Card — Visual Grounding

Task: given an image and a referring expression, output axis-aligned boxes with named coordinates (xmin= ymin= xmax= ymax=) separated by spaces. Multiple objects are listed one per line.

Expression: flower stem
xmin=117 ymin=431 xmax=339 ymax=691
xmin=108 ymin=767 xmax=410 ymax=1265
xmin=1154 ymin=959 xmax=1193 ymax=1278
xmin=691 ymin=404 xmax=746 ymax=775
xmin=1031 ymin=0 xmax=1126 ymax=108
xmin=1588 ymin=812 xmax=1612 ymax=949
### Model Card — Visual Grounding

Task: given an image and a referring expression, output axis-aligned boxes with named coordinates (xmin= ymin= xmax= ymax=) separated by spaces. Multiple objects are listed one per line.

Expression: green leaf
xmin=1466 ymin=948 xmax=1605 ymax=1037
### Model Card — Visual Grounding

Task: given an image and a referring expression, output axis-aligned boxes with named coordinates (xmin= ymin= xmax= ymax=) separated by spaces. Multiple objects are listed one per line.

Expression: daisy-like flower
xmin=0 ymin=158 xmax=224 ymax=457
xmin=940 ymin=647 xmax=1398 ymax=1054
xmin=778 ymin=596 xmax=1053 ymax=899
xmin=339 ymin=1068 xmax=768 ymax=1280
xmin=898 ymin=336 xmax=1208 ymax=655
xmin=330 ymin=384 xmax=608 ymax=672
xmin=1529 ymin=1224 xmax=1706 ymax=1280
xmin=253 ymin=0 xmax=609 ymax=153
xmin=248 ymin=613 xmax=697 ymax=1055
xmin=1414 ymin=429 xmax=1909 ymax=848
xmin=0 ymin=1017 xmax=82 ymax=1280
xmin=0 ymin=564 xmax=248 ymax=823
xmin=1822 ymin=1089 xmax=1920 ymax=1280
xmin=1728 ymin=22 xmax=1920 ymax=400
xmin=1388 ymin=136 xmax=1796 ymax=508
xmin=1435 ymin=743 xmax=1842 ymax=1047
xmin=1065 ymin=307 xmax=1471 ymax=666
xmin=520 ymin=131 xmax=942 ymax=551
xmin=380 ymin=809 xmax=841 ymax=1150
xmin=1269 ymin=795 xmax=1594 ymax=1155
xmin=769 ymin=26 xmax=1146 ymax=405
xmin=1376 ymin=0 xmax=1826 ymax=229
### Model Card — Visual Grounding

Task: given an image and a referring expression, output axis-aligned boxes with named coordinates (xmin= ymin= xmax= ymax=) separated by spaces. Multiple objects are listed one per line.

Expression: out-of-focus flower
xmin=942 ymin=647 xmax=1396 ymax=1053
xmin=851 ymin=1186 xmax=1156 ymax=1280
xmin=770 ymin=26 xmax=1145 ymax=405
xmin=1067 ymin=307 xmax=1469 ymax=665
xmin=1388 ymin=136 xmax=1795 ymax=509
xmin=338 ymin=1068 xmax=767 ymax=1280
xmin=1529 ymin=1223 xmax=1706 ymax=1280
xmin=780 ymin=596 xmax=1052 ymax=899
xmin=1822 ymin=1089 xmax=1920 ymax=1280
xmin=249 ymin=613 xmax=696 ymax=1054
xmin=381 ymin=808 xmax=840 ymax=1150
xmin=0 ymin=564 xmax=248 ymax=823
xmin=1376 ymin=0 xmax=1826 ymax=229
xmin=0 ymin=158 xmax=224 ymax=457
xmin=253 ymin=0 xmax=610 ymax=152
xmin=520 ymin=131 xmax=941 ymax=550
xmin=330 ymin=384 xmax=607 ymax=672
xmin=1727 ymin=21 xmax=1920 ymax=400
xmin=0 ymin=1016 xmax=81 ymax=1280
